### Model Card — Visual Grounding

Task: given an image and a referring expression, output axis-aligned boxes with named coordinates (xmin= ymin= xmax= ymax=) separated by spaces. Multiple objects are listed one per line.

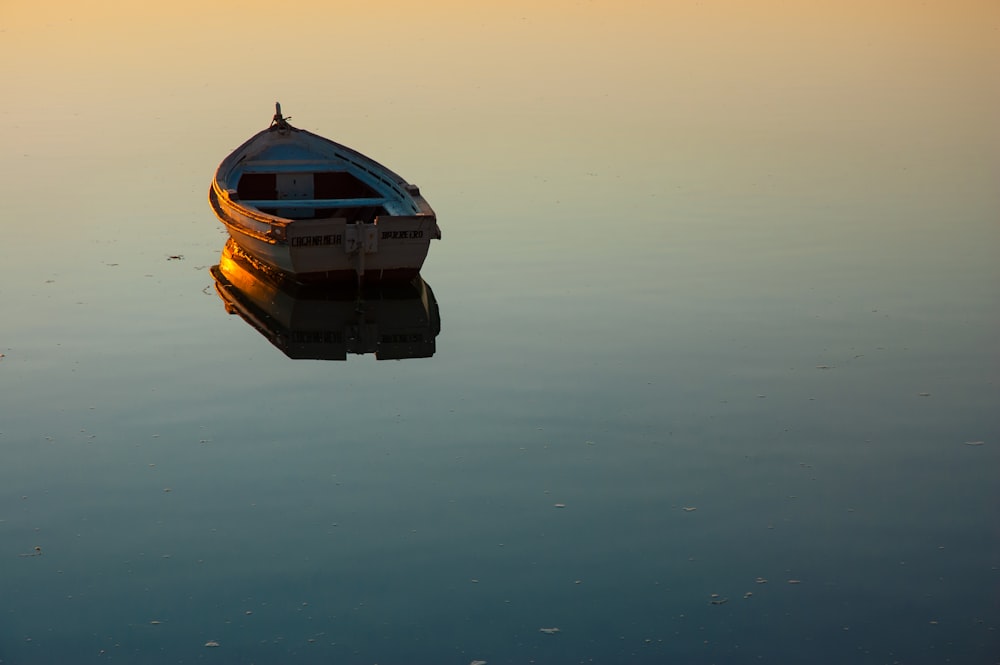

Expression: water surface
xmin=1 ymin=2 xmax=998 ymax=663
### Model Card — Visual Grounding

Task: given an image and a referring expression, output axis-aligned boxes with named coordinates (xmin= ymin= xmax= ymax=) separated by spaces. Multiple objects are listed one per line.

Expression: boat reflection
xmin=211 ymin=240 xmax=440 ymax=360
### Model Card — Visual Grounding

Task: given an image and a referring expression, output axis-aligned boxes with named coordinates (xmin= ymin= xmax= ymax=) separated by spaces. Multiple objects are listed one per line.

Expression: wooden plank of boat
xmin=209 ymin=103 xmax=440 ymax=283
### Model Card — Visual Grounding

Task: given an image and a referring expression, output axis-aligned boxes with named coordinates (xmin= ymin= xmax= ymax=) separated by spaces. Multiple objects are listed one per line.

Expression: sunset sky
xmin=1 ymin=0 xmax=996 ymax=214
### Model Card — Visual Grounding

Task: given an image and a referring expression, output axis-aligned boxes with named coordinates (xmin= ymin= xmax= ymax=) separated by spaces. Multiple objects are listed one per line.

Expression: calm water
xmin=2 ymin=2 xmax=999 ymax=663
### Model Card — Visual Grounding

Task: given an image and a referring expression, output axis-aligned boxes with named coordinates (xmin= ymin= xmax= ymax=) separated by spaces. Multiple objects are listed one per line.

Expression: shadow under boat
xmin=211 ymin=239 xmax=440 ymax=360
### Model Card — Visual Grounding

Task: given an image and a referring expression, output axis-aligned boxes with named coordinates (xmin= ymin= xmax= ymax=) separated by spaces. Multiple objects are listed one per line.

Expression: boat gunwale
xmin=209 ymin=182 xmax=287 ymax=244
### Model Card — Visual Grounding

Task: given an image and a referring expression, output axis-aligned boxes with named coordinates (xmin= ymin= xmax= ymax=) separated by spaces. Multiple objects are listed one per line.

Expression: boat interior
xmin=236 ymin=169 xmax=389 ymax=222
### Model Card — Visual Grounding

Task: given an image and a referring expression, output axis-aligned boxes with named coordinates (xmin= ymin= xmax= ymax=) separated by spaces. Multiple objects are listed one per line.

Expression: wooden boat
xmin=209 ymin=103 xmax=440 ymax=283
xmin=211 ymin=239 xmax=440 ymax=360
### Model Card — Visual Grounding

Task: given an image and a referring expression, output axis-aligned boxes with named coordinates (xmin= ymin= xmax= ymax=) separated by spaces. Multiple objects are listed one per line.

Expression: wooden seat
xmin=240 ymin=160 xmax=347 ymax=174
xmin=240 ymin=197 xmax=389 ymax=209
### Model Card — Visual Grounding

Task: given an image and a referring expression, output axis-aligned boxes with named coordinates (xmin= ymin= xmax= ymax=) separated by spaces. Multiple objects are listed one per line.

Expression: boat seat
xmin=240 ymin=197 xmax=389 ymax=209
xmin=240 ymin=160 xmax=350 ymax=174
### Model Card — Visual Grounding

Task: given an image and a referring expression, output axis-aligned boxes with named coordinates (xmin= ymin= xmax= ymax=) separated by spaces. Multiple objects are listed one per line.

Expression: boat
xmin=211 ymin=239 xmax=440 ymax=360
xmin=209 ymin=103 xmax=440 ymax=283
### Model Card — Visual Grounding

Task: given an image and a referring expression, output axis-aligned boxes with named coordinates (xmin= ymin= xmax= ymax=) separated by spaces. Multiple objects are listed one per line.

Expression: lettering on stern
xmin=380 ymin=230 xmax=425 ymax=241
xmin=290 ymin=234 xmax=343 ymax=247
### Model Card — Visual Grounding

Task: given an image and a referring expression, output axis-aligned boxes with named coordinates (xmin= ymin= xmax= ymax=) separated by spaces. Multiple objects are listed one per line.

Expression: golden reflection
xmin=211 ymin=240 xmax=440 ymax=360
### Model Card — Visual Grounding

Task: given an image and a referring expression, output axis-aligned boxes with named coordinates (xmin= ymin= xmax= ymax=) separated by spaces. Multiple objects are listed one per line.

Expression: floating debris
xmin=539 ymin=627 xmax=560 ymax=634
xmin=755 ymin=577 xmax=768 ymax=584
xmin=19 ymin=546 xmax=42 ymax=558
xmin=743 ymin=592 xmax=753 ymax=599
xmin=682 ymin=507 xmax=697 ymax=512
xmin=964 ymin=441 xmax=985 ymax=447
xmin=471 ymin=660 xmax=488 ymax=665
xmin=815 ymin=365 xmax=832 ymax=370
xmin=204 ymin=640 xmax=220 ymax=648
xmin=917 ymin=392 xmax=931 ymax=397
xmin=787 ymin=579 xmax=802 ymax=584
xmin=150 ymin=620 xmax=163 ymax=625
xmin=167 ymin=255 xmax=185 ymax=261
xmin=709 ymin=597 xmax=728 ymax=605
xmin=553 ymin=503 xmax=566 ymax=508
